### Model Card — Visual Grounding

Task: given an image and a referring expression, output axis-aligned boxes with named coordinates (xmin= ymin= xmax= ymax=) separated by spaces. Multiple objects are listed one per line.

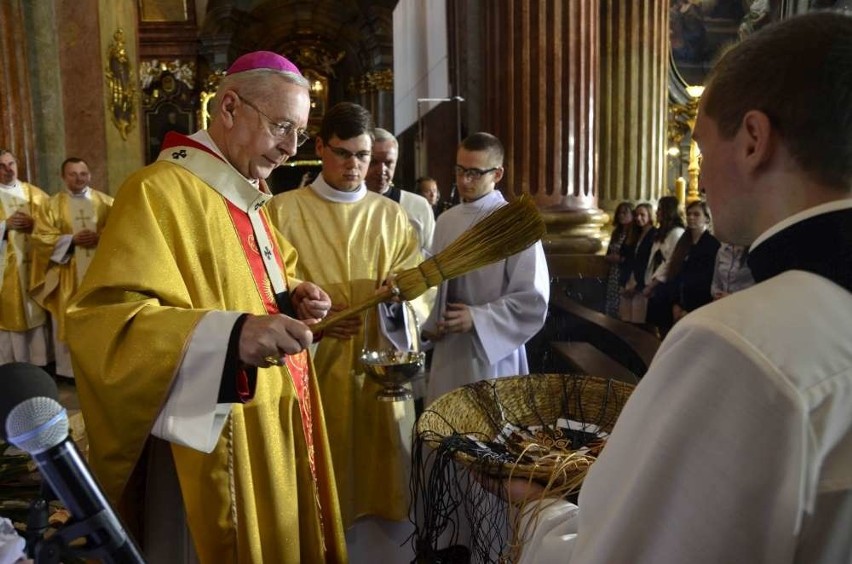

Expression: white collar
xmin=309 ymin=172 xmax=366 ymax=203
xmin=66 ymin=187 xmax=91 ymax=198
xmin=189 ymin=130 xmax=260 ymax=189
xmin=0 ymin=180 xmax=20 ymax=190
xmin=751 ymin=198 xmax=852 ymax=251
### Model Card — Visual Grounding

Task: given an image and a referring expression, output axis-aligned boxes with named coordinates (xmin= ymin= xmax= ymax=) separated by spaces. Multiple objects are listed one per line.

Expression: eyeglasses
xmin=454 ymin=164 xmax=500 ymax=181
xmin=325 ymin=143 xmax=372 ymax=163
xmin=235 ymin=93 xmax=310 ymax=147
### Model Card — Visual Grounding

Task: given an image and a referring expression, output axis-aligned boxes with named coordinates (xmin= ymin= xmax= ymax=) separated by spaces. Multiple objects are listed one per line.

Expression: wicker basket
xmin=416 ymin=373 xmax=635 ymax=488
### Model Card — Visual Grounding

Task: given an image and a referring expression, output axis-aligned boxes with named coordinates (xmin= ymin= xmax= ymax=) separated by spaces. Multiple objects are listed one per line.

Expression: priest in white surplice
xmin=423 ymin=132 xmax=549 ymax=405
xmin=30 ymin=157 xmax=114 ymax=378
xmin=366 ymin=127 xmax=435 ymax=254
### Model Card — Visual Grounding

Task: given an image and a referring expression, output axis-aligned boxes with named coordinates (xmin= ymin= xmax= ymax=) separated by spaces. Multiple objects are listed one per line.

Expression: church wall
xmin=22 ymin=2 xmax=66 ymax=191
xmin=0 ymin=0 xmax=38 ymax=184
xmin=97 ymin=0 xmax=145 ymax=194
xmin=52 ymin=0 xmax=110 ymax=193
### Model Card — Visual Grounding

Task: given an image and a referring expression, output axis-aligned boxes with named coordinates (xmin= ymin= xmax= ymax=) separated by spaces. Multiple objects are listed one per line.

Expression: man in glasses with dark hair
xmin=422 ymin=132 xmax=550 ymax=405
xmin=268 ymin=101 xmax=430 ymax=563
xmin=65 ymin=52 xmax=346 ymax=563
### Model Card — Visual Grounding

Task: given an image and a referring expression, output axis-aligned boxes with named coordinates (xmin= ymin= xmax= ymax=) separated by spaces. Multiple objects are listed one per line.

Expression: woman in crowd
xmin=642 ymin=196 xmax=685 ymax=337
xmin=618 ymin=203 xmax=656 ymax=324
xmin=604 ymin=202 xmax=636 ymax=317
xmin=669 ymin=200 xmax=720 ymax=323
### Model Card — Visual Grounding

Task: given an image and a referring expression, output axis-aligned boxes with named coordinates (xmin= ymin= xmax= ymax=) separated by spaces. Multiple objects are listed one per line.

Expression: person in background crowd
xmin=604 ymin=201 xmax=635 ymax=318
xmin=0 ymin=149 xmax=50 ymax=368
xmin=30 ymin=157 xmax=114 ymax=379
xmin=669 ymin=200 xmax=720 ymax=323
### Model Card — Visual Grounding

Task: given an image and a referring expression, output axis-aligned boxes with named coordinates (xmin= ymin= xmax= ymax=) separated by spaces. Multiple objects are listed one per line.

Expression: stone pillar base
xmin=542 ymin=208 xmax=610 ymax=255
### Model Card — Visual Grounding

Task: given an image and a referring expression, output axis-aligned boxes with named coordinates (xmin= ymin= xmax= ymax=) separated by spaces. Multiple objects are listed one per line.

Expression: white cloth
xmin=517 ymin=271 xmax=852 ymax=563
xmin=398 ymin=190 xmax=435 ymax=254
xmin=0 ymin=517 xmax=25 ymax=564
xmin=423 ymin=190 xmax=550 ymax=404
xmin=645 ymin=226 xmax=684 ymax=284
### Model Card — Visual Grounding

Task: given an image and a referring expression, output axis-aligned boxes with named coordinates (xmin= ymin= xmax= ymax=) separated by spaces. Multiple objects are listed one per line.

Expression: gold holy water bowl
xmin=359 ymin=349 xmax=425 ymax=402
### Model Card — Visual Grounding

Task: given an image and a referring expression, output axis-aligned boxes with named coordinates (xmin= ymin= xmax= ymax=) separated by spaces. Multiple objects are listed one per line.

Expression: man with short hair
xmin=366 ymin=127 xmax=435 ymax=253
xmin=268 ymin=103 xmax=428 ymax=562
xmin=66 ymin=52 xmax=346 ymax=563
xmin=422 ymin=132 xmax=550 ymax=405
xmin=0 ymin=149 xmax=50 ymax=366
xmin=30 ymin=158 xmax=113 ymax=379
xmin=515 ymin=13 xmax=852 ymax=563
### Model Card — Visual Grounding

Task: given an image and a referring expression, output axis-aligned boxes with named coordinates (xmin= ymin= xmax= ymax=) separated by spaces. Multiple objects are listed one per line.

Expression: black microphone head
xmin=0 ymin=362 xmax=61 ymax=444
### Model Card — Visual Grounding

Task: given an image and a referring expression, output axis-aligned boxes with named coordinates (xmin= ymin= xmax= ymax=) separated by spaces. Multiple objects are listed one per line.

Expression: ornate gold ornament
xmin=667 ymin=86 xmax=704 ymax=203
xmin=347 ymin=69 xmax=394 ymax=95
xmin=105 ymin=29 xmax=136 ymax=141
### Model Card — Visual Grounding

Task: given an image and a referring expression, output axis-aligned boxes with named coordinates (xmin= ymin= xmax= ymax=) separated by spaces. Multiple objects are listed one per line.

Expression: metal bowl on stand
xmin=359 ymin=300 xmax=424 ymax=401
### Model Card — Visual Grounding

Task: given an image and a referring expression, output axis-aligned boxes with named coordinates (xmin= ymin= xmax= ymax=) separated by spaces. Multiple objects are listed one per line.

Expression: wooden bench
xmin=549 ymin=292 xmax=661 ymax=378
xmin=550 ymin=341 xmax=640 ymax=385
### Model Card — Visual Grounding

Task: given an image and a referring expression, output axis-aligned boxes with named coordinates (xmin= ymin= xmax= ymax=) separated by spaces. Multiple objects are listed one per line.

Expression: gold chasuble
xmin=65 ymin=134 xmax=345 ymax=564
xmin=30 ymin=189 xmax=114 ymax=339
xmin=0 ymin=181 xmax=49 ymax=331
xmin=267 ymin=183 xmax=430 ymax=527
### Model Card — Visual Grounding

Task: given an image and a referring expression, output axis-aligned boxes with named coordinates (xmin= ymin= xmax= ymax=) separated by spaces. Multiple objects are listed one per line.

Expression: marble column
xmin=483 ymin=0 xmax=606 ymax=254
xmin=0 ymin=0 xmax=38 ymax=184
xmin=598 ymin=0 xmax=669 ymax=212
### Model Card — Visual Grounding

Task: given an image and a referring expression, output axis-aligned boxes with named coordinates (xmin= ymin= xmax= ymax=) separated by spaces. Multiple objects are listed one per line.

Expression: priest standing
xmin=267 ymin=102 xmax=429 ymax=562
xmin=366 ymin=127 xmax=435 ymax=254
xmin=422 ymin=132 xmax=550 ymax=405
xmin=30 ymin=157 xmax=113 ymax=379
xmin=0 ymin=149 xmax=50 ymax=367
xmin=65 ymin=52 xmax=346 ymax=563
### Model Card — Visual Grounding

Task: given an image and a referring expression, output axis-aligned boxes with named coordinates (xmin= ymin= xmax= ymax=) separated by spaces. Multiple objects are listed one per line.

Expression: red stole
xmin=226 ymin=200 xmax=317 ymax=479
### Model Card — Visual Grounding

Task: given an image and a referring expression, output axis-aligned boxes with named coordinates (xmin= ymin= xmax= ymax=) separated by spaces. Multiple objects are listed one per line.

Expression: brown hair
xmin=460 ymin=132 xmax=505 ymax=164
xmin=702 ymin=12 xmax=852 ymax=189
xmin=667 ymin=200 xmax=712 ymax=280
xmin=654 ymin=196 xmax=685 ymax=242
xmin=318 ymin=102 xmax=375 ymax=143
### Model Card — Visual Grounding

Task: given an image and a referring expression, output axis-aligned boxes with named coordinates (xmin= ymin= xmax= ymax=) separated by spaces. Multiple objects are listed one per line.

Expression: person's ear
xmin=739 ymin=110 xmax=774 ymax=173
xmin=493 ymin=166 xmax=505 ymax=184
xmin=315 ymin=137 xmax=325 ymax=159
xmin=219 ymin=91 xmax=239 ymax=125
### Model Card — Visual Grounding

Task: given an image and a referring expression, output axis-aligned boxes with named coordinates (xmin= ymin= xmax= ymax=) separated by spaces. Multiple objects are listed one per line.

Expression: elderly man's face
xmin=0 ymin=153 xmax=18 ymax=185
xmin=365 ymin=139 xmax=398 ymax=194
xmin=223 ymin=78 xmax=311 ymax=181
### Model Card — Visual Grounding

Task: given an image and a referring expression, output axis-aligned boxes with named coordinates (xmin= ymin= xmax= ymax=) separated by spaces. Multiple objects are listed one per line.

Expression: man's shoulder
xmin=21 ymin=182 xmax=49 ymax=199
xmin=399 ymin=190 xmax=432 ymax=211
xmin=675 ymin=271 xmax=852 ymax=389
xmin=364 ymin=190 xmax=408 ymax=215
xmin=114 ymin=160 xmax=208 ymax=204
xmin=90 ymin=188 xmax=114 ymax=203
xmin=271 ymin=186 xmax=312 ymax=204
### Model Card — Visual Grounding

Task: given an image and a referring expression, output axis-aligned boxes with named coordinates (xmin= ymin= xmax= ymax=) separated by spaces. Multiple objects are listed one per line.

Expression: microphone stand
xmin=31 ymin=508 xmax=144 ymax=564
xmin=24 ymin=482 xmax=145 ymax=564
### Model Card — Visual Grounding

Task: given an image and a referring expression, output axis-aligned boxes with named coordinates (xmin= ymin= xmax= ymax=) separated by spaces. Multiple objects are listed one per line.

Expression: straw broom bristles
xmin=311 ymin=194 xmax=545 ymax=333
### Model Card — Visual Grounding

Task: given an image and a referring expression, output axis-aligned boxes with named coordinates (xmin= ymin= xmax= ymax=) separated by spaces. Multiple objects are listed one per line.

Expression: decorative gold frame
xmin=105 ymin=29 xmax=136 ymax=140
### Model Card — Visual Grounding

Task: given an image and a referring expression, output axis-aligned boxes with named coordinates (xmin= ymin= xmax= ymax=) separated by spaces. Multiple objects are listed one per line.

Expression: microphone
xmin=0 ymin=362 xmax=145 ymax=563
